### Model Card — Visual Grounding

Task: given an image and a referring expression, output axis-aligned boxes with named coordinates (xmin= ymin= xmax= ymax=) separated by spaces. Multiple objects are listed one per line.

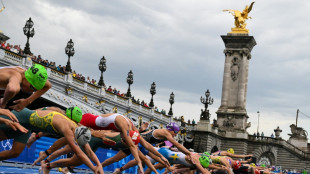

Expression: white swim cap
xmin=74 ymin=126 xmax=91 ymax=146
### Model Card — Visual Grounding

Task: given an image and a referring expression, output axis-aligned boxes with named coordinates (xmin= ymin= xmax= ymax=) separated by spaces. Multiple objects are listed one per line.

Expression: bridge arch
xmin=253 ymin=145 xmax=277 ymax=165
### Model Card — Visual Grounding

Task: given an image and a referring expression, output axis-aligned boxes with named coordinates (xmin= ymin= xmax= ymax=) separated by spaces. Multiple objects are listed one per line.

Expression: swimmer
xmin=0 ymin=108 xmax=103 ymax=174
xmin=0 ymin=64 xmax=51 ymax=111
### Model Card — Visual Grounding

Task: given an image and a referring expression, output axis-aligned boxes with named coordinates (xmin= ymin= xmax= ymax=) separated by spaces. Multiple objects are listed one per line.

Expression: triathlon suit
xmin=80 ymin=134 xmax=128 ymax=153
xmin=0 ymin=108 xmax=76 ymax=144
xmin=233 ymin=165 xmax=249 ymax=174
xmin=141 ymin=129 xmax=165 ymax=144
xmin=122 ymin=129 xmax=164 ymax=156
xmin=212 ymin=156 xmax=232 ymax=166
xmin=157 ymin=147 xmax=195 ymax=167
xmin=212 ymin=150 xmax=222 ymax=156
xmin=80 ymin=113 xmax=132 ymax=131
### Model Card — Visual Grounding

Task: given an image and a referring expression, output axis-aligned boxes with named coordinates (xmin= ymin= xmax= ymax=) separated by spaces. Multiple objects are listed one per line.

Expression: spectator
xmin=31 ymin=55 xmax=37 ymax=62
xmin=271 ymin=133 xmax=274 ymax=138
xmin=11 ymin=45 xmax=18 ymax=53
xmin=62 ymin=66 xmax=66 ymax=73
xmin=192 ymin=119 xmax=196 ymax=125
xmin=1 ymin=41 xmax=5 ymax=48
xmin=50 ymin=62 xmax=56 ymax=69
xmin=161 ymin=109 xmax=166 ymax=115
xmin=86 ymin=76 xmax=91 ymax=83
xmin=155 ymin=106 xmax=159 ymax=112
xmin=136 ymin=99 xmax=140 ymax=104
xmin=257 ymin=132 xmax=260 ymax=138
xmin=72 ymin=70 xmax=76 ymax=77
xmin=107 ymin=86 xmax=112 ymax=92
xmin=261 ymin=132 xmax=264 ymax=138
xmin=5 ymin=43 xmax=11 ymax=50
xmin=141 ymin=100 xmax=145 ymax=106
xmin=57 ymin=65 xmax=61 ymax=72
xmin=37 ymin=55 xmax=42 ymax=62
xmin=143 ymin=103 xmax=149 ymax=108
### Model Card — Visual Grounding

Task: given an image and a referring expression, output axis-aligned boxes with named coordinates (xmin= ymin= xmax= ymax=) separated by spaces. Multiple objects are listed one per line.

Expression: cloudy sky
xmin=1 ymin=0 xmax=310 ymax=140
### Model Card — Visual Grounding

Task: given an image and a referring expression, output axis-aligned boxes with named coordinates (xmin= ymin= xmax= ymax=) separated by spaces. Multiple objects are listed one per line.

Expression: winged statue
xmin=223 ymin=2 xmax=255 ymax=33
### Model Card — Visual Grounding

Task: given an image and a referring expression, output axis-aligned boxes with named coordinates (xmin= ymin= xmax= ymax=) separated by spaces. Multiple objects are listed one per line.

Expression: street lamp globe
xmin=126 ymin=70 xmax=134 ymax=98
xmin=65 ymin=39 xmax=75 ymax=72
xmin=23 ymin=17 xmax=35 ymax=55
xmin=98 ymin=56 xmax=107 ymax=86
xmin=149 ymin=82 xmax=156 ymax=108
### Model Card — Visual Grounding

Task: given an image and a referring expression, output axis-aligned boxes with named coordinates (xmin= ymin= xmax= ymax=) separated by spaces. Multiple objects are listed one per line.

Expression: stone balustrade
xmin=0 ymin=47 xmax=172 ymax=127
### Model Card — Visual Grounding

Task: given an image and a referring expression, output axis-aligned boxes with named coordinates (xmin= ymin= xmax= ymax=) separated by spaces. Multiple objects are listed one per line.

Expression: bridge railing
xmin=0 ymin=48 xmax=172 ymax=124
xmin=248 ymin=135 xmax=310 ymax=158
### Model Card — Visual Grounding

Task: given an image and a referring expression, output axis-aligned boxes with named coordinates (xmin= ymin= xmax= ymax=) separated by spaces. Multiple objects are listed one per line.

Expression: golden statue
xmin=223 ymin=2 xmax=255 ymax=34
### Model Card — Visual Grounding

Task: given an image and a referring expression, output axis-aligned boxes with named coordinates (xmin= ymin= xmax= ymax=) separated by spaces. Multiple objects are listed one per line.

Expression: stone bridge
xmin=194 ymin=129 xmax=310 ymax=170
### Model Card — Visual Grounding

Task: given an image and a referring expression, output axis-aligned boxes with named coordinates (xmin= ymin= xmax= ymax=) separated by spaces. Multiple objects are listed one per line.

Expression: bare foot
xmin=41 ymin=163 xmax=51 ymax=174
xmin=113 ymin=168 xmax=121 ymax=174
xmin=27 ymin=133 xmax=37 ymax=148
xmin=40 ymin=160 xmax=46 ymax=171
xmin=32 ymin=151 xmax=47 ymax=166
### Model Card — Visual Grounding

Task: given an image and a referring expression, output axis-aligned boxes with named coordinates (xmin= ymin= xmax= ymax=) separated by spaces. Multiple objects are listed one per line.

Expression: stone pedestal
xmin=216 ymin=33 xmax=256 ymax=137
xmin=288 ymin=137 xmax=308 ymax=148
xmin=196 ymin=120 xmax=212 ymax=132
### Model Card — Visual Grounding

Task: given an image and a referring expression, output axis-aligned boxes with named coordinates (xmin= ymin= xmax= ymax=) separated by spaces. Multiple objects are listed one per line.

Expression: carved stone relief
xmin=230 ymin=57 xmax=240 ymax=81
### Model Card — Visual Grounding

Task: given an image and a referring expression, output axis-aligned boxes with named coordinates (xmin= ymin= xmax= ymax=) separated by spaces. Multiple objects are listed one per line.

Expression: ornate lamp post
xmin=65 ymin=39 xmax=75 ymax=72
xmin=168 ymin=92 xmax=175 ymax=116
xmin=23 ymin=17 xmax=35 ymax=55
xmin=200 ymin=89 xmax=214 ymax=120
xmin=257 ymin=111 xmax=260 ymax=134
xmin=126 ymin=70 xmax=133 ymax=98
xmin=98 ymin=56 xmax=107 ymax=86
xmin=149 ymin=82 xmax=156 ymax=108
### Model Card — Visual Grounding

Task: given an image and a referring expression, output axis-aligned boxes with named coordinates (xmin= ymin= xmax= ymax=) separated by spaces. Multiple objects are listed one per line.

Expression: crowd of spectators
xmin=0 ymin=40 xmax=174 ymax=117
xmin=1 ymin=41 xmax=23 ymax=55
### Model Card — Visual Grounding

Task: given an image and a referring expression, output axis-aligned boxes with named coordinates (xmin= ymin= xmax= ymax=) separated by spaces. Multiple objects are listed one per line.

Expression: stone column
xmin=216 ymin=33 xmax=256 ymax=138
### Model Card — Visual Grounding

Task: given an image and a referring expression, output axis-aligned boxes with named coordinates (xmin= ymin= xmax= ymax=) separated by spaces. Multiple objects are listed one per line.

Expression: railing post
xmin=67 ymin=73 xmax=73 ymax=84
xmin=100 ymin=87 xmax=105 ymax=97
xmin=24 ymin=56 xmax=33 ymax=68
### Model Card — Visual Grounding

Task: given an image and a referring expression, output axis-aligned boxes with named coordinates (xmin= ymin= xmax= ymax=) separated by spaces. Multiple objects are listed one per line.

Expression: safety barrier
xmin=0 ymin=137 xmax=142 ymax=173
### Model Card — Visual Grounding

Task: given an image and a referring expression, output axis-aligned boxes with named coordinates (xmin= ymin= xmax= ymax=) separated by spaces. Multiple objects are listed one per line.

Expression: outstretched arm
xmin=166 ymin=134 xmax=191 ymax=156
xmin=224 ymin=151 xmax=253 ymax=158
xmin=83 ymin=143 xmax=104 ymax=174
xmin=10 ymin=80 xmax=52 ymax=111
xmin=139 ymin=137 xmax=170 ymax=168
xmin=63 ymin=129 xmax=99 ymax=173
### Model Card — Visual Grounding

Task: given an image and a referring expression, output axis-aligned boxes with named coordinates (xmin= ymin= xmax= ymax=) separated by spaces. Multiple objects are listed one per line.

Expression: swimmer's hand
xmin=0 ymin=108 xmax=18 ymax=122
xmin=3 ymin=119 xmax=28 ymax=133
xmin=9 ymin=98 xmax=30 ymax=112
xmin=32 ymin=151 xmax=47 ymax=167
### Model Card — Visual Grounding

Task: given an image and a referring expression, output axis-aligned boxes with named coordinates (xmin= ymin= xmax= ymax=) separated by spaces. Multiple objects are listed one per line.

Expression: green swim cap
xmin=66 ymin=106 xmax=83 ymax=123
xmin=24 ymin=64 xmax=48 ymax=90
xmin=261 ymin=164 xmax=266 ymax=168
xmin=199 ymin=155 xmax=210 ymax=168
